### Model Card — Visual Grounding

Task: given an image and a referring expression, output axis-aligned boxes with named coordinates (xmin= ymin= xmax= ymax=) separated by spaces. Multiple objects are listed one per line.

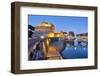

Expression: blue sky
xmin=28 ymin=15 xmax=88 ymax=34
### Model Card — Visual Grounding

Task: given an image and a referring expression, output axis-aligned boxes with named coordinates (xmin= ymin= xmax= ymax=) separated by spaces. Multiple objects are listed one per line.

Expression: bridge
xmin=28 ymin=32 xmax=88 ymax=60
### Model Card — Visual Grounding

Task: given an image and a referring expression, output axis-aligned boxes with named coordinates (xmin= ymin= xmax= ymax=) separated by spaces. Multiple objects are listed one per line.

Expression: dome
xmin=38 ymin=22 xmax=55 ymax=27
xmin=35 ymin=22 xmax=55 ymax=33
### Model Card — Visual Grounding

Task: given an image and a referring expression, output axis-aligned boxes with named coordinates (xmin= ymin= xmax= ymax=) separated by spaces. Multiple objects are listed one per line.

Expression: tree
xmin=28 ymin=25 xmax=35 ymax=30
xmin=28 ymin=25 xmax=35 ymax=38
xmin=69 ymin=31 xmax=75 ymax=36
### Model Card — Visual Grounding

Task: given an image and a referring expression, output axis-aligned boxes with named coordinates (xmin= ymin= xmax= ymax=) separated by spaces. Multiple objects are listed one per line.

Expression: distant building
xmin=77 ymin=33 xmax=88 ymax=36
xmin=62 ymin=31 xmax=75 ymax=40
xmin=77 ymin=33 xmax=88 ymax=41
xmin=35 ymin=22 xmax=64 ymax=38
xmin=62 ymin=32 xmax=69 ymax=39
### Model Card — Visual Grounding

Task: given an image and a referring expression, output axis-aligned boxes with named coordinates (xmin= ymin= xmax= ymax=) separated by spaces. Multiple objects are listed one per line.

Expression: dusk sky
xmin=28 ymin=15 xmax=88 ymax=34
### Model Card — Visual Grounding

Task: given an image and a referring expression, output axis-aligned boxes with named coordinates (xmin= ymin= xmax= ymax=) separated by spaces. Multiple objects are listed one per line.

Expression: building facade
xmin=35 ymin=22 xmax=55 ymax=33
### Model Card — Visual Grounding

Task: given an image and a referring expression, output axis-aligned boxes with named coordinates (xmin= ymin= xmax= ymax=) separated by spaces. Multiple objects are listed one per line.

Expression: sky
xmin=28 ymin=15 xmax=88 ymax=34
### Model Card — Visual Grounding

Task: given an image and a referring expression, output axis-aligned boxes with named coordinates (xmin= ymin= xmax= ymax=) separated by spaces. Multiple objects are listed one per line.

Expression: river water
xmin=61 ymin=46 xmax=88 ymax=59
xmin=49 ymin=37 xmax=88 ymax=59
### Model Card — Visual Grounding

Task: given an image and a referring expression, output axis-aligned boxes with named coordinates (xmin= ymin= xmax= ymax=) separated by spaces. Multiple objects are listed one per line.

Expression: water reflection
xmin=49 ymin=37 xmax=88 ymax=59
xmin=60 ymin=40 xmax=88 ymax=59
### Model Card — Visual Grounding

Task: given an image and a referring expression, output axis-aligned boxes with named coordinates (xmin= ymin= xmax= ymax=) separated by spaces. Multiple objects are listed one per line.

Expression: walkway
xmin=46 ymin=46 xmax=62 ymax=60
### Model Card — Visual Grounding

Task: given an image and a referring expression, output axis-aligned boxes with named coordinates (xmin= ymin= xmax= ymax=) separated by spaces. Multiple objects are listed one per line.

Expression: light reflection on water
xmin=50 ymin=38 xmax=88 ymax=59
xmin=61 ymin=46 xmax=88 ymax=59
